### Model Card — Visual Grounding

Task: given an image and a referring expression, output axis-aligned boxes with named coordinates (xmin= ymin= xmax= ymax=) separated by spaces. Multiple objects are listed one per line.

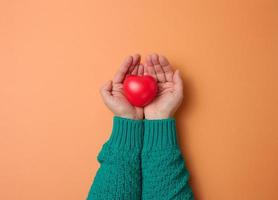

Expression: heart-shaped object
xmin=123 ymin=75 xmax=157 ymax=107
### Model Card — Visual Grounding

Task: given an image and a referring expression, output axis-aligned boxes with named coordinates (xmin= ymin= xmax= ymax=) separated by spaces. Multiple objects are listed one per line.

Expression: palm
xmin=110 ymin=82 xmax=143 ymax=119
xmin=143 ymin=54 xmax=183 ymax=119
xmin=144 ymin=82 xmax=174 ymax=114
xmin=100 ymin=54 xmax=144 ymax=120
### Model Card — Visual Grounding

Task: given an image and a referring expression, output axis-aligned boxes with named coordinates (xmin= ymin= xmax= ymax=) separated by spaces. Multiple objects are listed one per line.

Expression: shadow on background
xmin=175 ymin=74 xmax=202 ymax=200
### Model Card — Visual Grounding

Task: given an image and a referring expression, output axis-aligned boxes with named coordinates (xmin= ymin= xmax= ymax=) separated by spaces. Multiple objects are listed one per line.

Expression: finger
xmin=173 ymin=70 xmax=183 ymax=95
xmin=143 ymin=63 xmax=148 ymax=76
xmin=131 ymin=65 xmax=139 ymax=75
xmin=138 ymin=64 xmax=144 ymax=76
xmin=147 ymin=66 xmax=157 ymax=80
xmin=128 ymin=54 xmax=141 ymax=74
xmin=100 ymin=80 xmax=113 ymax=103
xmin=114 ymin=56 xmax=133 ymax=83
xmin=159 ymin=55 xmax=173 ymax=82
xmin=146 ymin=54 xmax=153 ymax=67
xmin=145 ymin=55 xmax=157 ymax=80
xmin=152 ymin=54 xmax=166 ymax=82
xmin=132 ymin=54 xmax=141 ymax=66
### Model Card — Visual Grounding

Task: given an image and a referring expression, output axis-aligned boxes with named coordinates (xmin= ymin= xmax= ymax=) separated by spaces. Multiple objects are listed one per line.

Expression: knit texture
xmin=87 ymin=116 xmax=144 ymax=200
xmin=142 ymin=118 xmax=194 ymax=200
xmin=87 ymin=117 xmax=194 ymax=200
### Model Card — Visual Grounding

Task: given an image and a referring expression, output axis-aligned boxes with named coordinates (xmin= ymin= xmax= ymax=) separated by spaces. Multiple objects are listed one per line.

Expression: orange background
xmin=1 ymin=0 xmax=278 ymax=199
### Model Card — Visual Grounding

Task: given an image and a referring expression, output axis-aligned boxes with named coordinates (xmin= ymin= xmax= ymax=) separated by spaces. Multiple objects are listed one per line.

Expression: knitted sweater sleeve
xmin=142 ymin=118 xmax=194 ymax=200
xmin=87 ymin=116 xmax=143 ymax=200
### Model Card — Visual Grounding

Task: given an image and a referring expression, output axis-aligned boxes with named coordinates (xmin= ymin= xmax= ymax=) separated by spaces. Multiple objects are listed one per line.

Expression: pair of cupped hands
xmin=100 ymin=53 xmax=184 ymax=120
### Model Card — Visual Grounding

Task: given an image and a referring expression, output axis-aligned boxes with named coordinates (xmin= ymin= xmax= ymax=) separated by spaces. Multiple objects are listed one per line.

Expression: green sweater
xmin=87 ymin=116 xmax=194 ymax=200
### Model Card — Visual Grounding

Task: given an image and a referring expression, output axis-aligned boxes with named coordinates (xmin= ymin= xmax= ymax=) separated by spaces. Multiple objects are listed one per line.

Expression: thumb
xmin=173 ymin=70 xmax=183 ymax=94
xmin=100 ymin=80 xmax=113 ymax=103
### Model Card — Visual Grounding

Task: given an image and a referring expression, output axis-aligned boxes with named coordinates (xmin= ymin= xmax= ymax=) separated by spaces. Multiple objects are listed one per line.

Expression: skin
xmin=100 ymin=53 xmax=183 ymax=120
xmin=100 ymin=54 xmax=144 ymax=120
xmin=143 ymin=54 xmax=183 ymax=119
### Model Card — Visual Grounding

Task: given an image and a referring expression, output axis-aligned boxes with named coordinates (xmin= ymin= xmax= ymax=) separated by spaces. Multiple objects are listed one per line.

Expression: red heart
xmin=123 ymin=75 xmax=157 ymax=107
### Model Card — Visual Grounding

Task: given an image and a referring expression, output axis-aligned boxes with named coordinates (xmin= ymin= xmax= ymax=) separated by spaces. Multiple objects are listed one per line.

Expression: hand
xmin=143 ymin=54 xmax=183 ymax=119
xmin=100 ymin=54 xmax=144 ymax=120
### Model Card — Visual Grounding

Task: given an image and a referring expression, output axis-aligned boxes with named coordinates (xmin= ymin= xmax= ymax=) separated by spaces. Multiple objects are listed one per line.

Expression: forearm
xmin=142 ymin=118 xmax=194 ymax=200
xmin=87 ymin=116 xmax=143 ymax=200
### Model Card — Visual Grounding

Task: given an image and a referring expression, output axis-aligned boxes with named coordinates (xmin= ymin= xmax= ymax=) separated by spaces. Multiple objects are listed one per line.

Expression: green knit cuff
xmin=107 ymin=116 xmax=144 ymax=150
xmin=143 ymin=118 xmax=177 ymax=151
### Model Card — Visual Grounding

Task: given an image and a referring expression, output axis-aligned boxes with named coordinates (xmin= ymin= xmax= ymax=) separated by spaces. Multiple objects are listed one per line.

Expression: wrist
xmin=116 ymin=113 xmax=141 ymax=120
xmin=144 ymin=113 xmax=172 ymax=120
